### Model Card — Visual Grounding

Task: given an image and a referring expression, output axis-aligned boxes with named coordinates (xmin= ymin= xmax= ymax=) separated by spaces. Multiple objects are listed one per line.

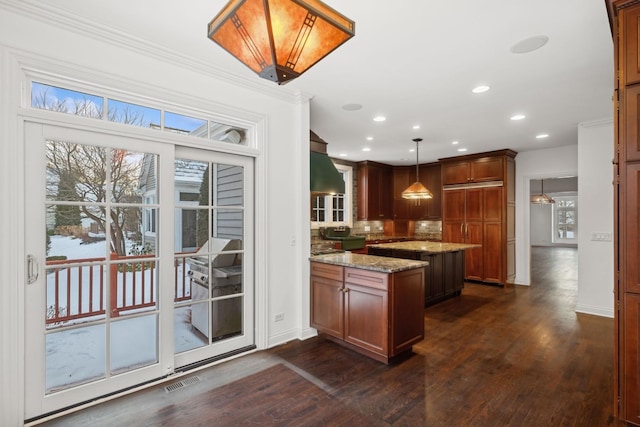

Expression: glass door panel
xmin=173 ymin=148 xmax=254 ymax=368
xmin=24 ymin=123 xmax=168 ymax=419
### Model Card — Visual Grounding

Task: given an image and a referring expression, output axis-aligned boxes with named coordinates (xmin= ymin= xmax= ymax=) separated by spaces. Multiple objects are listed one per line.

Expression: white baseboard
xmin=267 ymin=327 xmax=318 ymax=349
xmin=575 ymin=303 xmax=614 ymax=318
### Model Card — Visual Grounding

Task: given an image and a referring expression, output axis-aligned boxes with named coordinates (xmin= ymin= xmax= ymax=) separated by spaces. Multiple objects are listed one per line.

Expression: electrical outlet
xmin=274 ymin=313 xmax=284 ymax=322
xmin=364 ymin=226 xmax=371 ymax=232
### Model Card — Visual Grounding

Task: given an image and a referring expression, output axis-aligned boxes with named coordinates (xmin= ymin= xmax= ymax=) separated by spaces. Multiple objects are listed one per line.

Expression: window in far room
xmin=311 ymin=163 xmax=352 ymax=227
xmin=552 ymin=195 xmax=577 ymax=244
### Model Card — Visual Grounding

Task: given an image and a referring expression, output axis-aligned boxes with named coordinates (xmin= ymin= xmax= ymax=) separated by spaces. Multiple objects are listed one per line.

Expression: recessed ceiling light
xmin=510 ymin=114 xmax=526 ymax=121
xmin=409 ymin=148 xmax=415 ymax=152
xmin=472 ymin=85 xmax=490 ymax=94
xmin=457 ymin=148 xmax=468 ymax=152
xmin=373 ymin=115 xmax=386 ymax=122
xmin=342 ymin=103 xmax=362 ymax=111
xmin=536 ymin=133 xmax=549 ymax=139
xmin=362 ymin=147 xmax=371 ymax=152
xmin=413 ymin=125 xmax=421 ymax=129
xmin=366 ymin=136 xmax=373 ymax=141
xmin=339 ymin=153 xmax=348 ymax=157
xmin=452 ymin=141 xmax=459 ymax=145
xmin=510 ymin=35 xmax=549 ymax=54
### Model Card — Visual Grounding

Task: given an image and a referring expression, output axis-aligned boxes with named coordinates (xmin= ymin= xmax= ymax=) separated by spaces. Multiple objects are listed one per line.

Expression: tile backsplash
xmin=311 ymin=220 xmax=442 ymax=241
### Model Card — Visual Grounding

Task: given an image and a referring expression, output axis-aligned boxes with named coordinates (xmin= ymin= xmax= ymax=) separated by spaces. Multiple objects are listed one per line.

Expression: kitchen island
xmin=310 ymin=253 xmax=428 ymax=364
xmin=367 ymin=241 xmax=480 ymax=306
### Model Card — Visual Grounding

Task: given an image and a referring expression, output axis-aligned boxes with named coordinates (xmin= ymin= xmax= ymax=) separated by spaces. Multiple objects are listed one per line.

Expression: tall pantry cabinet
xmin=607 ymin=1 xmax=640 ymax=423
xmin=439 ymin=150 xmax=516 ymax=286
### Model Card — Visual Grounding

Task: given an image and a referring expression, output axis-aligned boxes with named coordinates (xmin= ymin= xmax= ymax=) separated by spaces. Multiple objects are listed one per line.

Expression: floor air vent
xmin=164 ymin=376 xmax=201 ymax=393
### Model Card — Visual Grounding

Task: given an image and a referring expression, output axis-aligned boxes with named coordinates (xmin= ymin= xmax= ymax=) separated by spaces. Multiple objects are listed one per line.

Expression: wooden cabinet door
xmin=625 ymin=163 xmax=640 ymax=293
xmin=425 ymin=163 xmax=442 ymax=218
xmin=392 ymin=166 xmax=411 ymax=219
xmin=357 ymin=162 xmax=392 ymax=220
xmin=343 ymin=282 xmax=388 ymax=355
xmin=442 ymin=161 xmax=470 ymax=185
xmin=465 ymin=188 xmax=483 ymax=222
xmin=482 ymin=222 xmax=503 ymax=283
xmin=470 ymin=157 xmax=503 ymax=182
xmin=310 ymin=275 xmax=343 ymax=338
xmin=379 ymin=165 xmax=392 ymax=218
xmin=625 ymin=85 xmax=640 ymax=161
xmin=483 ymin=186 xmax=503 ymax=221
xmin=624 ymin=293 xmax=640 ymax=423
xmin=465 ymin=222 xmax=484 ymax=281
xmin=427 ymin=253 xmax=445 ymax=301
xmin=443 ymin=189 xmax=465 ymax=243
xmin=623 ymin=3 xmax=640 ymax=87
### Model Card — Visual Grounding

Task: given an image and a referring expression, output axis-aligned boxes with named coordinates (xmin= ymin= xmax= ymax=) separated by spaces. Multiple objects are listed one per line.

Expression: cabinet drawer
xmin=310 ymin=262 xmax=344 ymax=281
xmin=345 ymin=267 xmax=388 ymax=291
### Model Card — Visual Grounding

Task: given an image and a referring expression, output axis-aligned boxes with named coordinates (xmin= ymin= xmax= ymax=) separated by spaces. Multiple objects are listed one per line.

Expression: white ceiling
xmin=35 ymin=0 xmax=613 ymax=165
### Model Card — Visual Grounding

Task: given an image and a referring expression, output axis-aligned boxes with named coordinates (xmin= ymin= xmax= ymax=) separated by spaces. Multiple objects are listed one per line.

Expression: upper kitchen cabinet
xmin=440 ymin=150 xmax=516 ymax=185
xmin=621 ymin=2 xmax=640 ymax=86
xmin=357 ymin=161 xmax=392 ymax=220
xmin=392 ymin=163 xmax=442 ymax=220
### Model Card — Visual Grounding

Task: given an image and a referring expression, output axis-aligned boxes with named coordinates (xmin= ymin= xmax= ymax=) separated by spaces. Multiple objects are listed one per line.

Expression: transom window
xmin=30 ymin=82 xmax=249 ymax=145
xmin=311 ymin=163 xmax=352 ymax=228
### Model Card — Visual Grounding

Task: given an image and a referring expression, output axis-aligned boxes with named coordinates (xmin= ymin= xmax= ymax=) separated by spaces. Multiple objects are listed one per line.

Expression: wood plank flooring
xmin=38 ymin=247 xmax=621 ymax=426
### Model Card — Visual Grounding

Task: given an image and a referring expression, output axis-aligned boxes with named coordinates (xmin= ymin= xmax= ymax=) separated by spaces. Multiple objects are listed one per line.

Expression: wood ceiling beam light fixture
xmin=401 ymin=138 xmax=433 ymax=202
xmin=208 ymin=0 xmax=355 ymax=85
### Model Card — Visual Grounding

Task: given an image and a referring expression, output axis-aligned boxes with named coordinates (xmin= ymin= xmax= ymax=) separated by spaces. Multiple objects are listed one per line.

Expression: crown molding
xmin=0 ymin=0 xmax=307 ymax=105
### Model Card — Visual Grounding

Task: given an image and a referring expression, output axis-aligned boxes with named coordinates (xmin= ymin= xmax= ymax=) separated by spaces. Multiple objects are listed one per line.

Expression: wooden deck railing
xmin=46 ymin=253 xmax=193 ymax=325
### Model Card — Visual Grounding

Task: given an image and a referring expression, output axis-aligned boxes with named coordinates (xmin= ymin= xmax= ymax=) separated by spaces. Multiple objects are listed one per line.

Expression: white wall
xmin=515 ymin=144 xmax=579 ymax=285
xmin=514 ymin=120 xmax=614 ymax=318
xmin=530 ymin=203 xmax=553 ymax=246
xmin=576 ymin=119 xmax=614 ymax=317
xmin=0 ymin=5 xmax=311 ymax=425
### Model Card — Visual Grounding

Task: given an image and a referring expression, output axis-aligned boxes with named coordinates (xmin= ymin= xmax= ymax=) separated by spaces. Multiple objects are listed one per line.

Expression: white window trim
xmin=551 ymin=194 xmax=578 ymax=244
xmin=311 ymin=163 xmax=352 ymax=229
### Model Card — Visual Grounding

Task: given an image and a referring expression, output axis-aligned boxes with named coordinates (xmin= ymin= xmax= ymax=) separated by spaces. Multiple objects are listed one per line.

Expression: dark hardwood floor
xmin=38 ymin=246 xmax=621 ymax=426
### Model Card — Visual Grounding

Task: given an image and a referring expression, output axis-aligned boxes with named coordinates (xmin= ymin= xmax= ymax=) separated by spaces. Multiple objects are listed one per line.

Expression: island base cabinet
xmin=344 ymin=282 xmax=388 ymax=356
xmin=367 ymin=247 xmax=465 ymax=307
xmin=310 ymin=261 xmax=425 ymax=364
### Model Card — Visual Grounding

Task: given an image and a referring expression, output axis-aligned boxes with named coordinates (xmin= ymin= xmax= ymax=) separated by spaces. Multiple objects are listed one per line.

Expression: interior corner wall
xmin=0 ymin=5 xmax=308 ymax=424
xmin=515 ymin=144 xmax=578 ymax=286
xmin=576 ymin=119 xmax=614 ymax=317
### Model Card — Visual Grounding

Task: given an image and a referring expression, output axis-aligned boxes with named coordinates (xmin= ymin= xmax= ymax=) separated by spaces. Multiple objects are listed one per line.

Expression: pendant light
xmin=207 ymin=0 xmax=355 ymax=85
xmin=401 ymin=138 xmax=433 ymax=201
xmin=530 ymin=179 xmax=555 ymax=204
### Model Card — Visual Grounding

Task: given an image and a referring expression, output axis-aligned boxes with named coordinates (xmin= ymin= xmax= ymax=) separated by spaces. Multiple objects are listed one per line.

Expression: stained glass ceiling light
xmin=401 ymin=138 xmax=433 ymax=201
xmin=207 ymin=0 xmax=355 ymax=85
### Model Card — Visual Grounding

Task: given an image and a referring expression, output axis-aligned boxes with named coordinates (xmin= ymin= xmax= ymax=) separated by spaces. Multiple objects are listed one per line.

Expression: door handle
xmin=465 ymin=224 xmax=468 ymax=239
xmin=27 ymin=254 xmax=39 ymax=284
xmin=460 ymin=223 xmax=463 ymax=237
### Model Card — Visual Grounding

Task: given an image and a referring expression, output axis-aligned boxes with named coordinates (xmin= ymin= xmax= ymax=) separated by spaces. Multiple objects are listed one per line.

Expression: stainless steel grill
xmin=186 ymin=238 xmax=243 ymax=340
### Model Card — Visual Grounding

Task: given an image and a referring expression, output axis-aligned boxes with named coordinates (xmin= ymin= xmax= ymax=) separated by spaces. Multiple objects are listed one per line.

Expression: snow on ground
xmin=45 ymin=235 xmax=204 ymax=392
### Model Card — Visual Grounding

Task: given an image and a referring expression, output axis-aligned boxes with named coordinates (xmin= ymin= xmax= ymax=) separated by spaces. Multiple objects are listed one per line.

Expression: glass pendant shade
xmin=402 ymin=138 xmax=433 ymax=200
xmin=208 ymin=0 xmax=355 ymax=85
xmin=530 ymin=179 xmax=555 ymax=204
xmin=402 ymin=181 xmax=433 ymax=199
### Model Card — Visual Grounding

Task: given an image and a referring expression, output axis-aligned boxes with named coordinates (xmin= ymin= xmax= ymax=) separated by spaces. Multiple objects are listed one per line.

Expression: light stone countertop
xmin=366 ymin=240 xmax=480 ymax=253
xmin=309 ymin=252 xmax=428 ymax=273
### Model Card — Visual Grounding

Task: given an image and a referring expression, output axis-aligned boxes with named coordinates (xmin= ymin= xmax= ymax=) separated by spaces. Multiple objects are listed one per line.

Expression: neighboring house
xmin=137 ymin=154 xmax=244 ymax=253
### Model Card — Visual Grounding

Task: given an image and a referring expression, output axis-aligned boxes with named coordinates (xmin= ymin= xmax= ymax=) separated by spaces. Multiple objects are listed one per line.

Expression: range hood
xmin=310 ymin=131 xmax=345 ymax=195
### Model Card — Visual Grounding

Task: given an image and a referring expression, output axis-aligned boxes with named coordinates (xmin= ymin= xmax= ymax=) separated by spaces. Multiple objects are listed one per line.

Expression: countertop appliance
xmin=321 ymin=226 xmax=365 ymax=250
